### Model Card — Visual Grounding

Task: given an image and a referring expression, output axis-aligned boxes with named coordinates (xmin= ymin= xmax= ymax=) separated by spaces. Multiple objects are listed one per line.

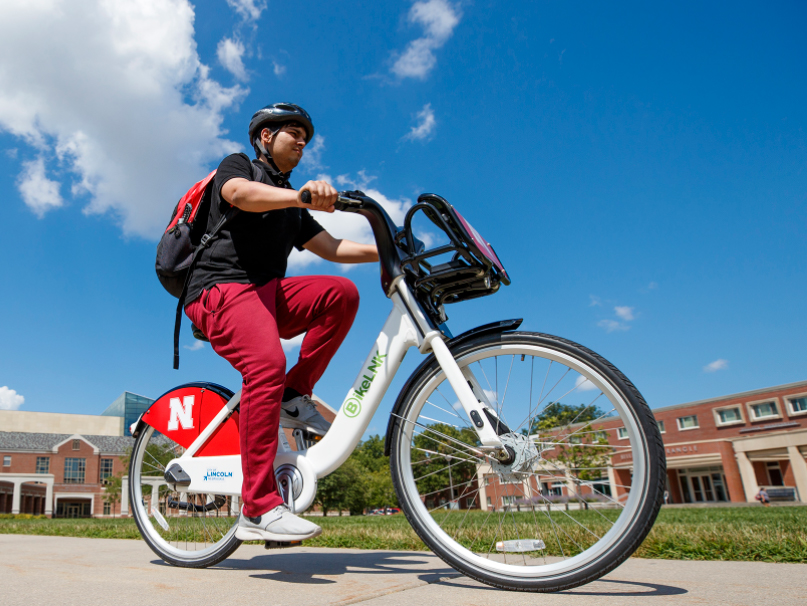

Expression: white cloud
xmin=0 ymin=386 xmax=25 ymax=411
xmin=598 ymin=319 xmax=629 ymax=333
xmin=298 ymin=135 xmax=327 ymax=173
xmin=226 ymin=0 xmax=266 ymax=22
xmin=614 ymin=306 xmax=635 ymax=321
xmin=0 ymin=0 xmax=244 ymax=237
xmin=287 ymin=171 xmax=411 ymax=271
xmin=183 ymin=341 xmax=204 ymax=351
xmin=391 ymin=0 xmax=461 ymax=79
xmin=574 ymin=376 xmax=598 ymax=392
xmin=273 ymin=61 xmax=286 ymax=77
xmin=403 ymin=103 xmax=436 ymax=141
xmin=704 ymin=359 xmax=729 ymax=373
xmin=217 ymin=37 xmax=247 ymax=81
xmin=589 ymin=295 xmax=602 ymax=307
xmin=281 ymin=334 xmax=305 ymax=353
xmin=17 ymin=157 xmax=64 ymax=218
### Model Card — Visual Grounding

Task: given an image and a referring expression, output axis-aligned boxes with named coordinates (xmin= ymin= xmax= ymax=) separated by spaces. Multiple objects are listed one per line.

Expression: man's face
xmin=264 ymin=123 xmax=308 ymax=171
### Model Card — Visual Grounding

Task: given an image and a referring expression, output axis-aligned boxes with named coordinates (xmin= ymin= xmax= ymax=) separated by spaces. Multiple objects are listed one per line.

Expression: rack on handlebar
xmin=300 ymin=188 xmax=510 ymax=327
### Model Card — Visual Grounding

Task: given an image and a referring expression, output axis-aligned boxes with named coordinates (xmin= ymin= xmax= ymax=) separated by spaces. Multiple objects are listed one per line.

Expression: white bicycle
xmin=129 ymin=191 xmax=666 ymax=592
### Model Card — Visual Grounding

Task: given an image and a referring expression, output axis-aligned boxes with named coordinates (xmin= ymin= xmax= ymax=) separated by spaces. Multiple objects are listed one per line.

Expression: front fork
xmin=423 ymin=333 xmax=512 ymax=463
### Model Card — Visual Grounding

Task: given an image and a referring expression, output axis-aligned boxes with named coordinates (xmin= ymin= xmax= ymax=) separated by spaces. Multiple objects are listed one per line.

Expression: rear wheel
xmin=129 ymin=425 xmax=242 ymax=568
xmin=389 ymin=331 xmax=665 ymax=592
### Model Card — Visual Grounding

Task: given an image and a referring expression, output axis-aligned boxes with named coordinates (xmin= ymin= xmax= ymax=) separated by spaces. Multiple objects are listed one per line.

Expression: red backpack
xmin=155 ymin=156 xmax=262 ymax=368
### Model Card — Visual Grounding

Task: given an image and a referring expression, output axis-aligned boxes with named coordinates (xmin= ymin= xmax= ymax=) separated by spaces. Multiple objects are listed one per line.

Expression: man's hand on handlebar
xmin=299 ymin=181 xmax=337 ymax=213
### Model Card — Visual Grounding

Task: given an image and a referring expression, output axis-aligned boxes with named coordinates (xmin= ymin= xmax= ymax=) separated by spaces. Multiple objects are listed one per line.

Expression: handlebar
xmin=299 ymin=189 xmax=361 ymax=210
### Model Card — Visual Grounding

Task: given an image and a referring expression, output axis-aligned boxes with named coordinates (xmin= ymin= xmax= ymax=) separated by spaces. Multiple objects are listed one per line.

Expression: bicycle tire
xmin=389 ymin=331 xmax=665 ymax=592
xmin=129 ymin=425 xmax=242 ymax=568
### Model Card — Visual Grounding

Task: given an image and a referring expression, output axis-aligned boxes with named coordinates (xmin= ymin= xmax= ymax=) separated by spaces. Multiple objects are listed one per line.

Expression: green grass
xmin=1 ymin=507 xmax=805 ymax=563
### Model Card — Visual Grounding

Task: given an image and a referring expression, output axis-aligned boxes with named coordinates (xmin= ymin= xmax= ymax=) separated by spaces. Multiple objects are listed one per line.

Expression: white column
xmin=11 ymin=480 xmax=22 ymax=514
xmin=735 ymin=451 xmax=758 ymax=502
xmin=44 ymin=480 xmax=53 ymax=516
xmin=564 ymin=468 xmax=575 ymax=498
xmin=231 ymin=495 xmax=240 ymax=515
xmin=787 ymin=446 xmax=807 ymax=503
xmin=151 ymin=483 xmax=159 ymax=512
xmin=476 ymin=467 xmax=488 ymax=511
xmin=606 ymin=465 xmax=618 ymax=500
xmin=121 ymin=475 xmax=129 ymax=516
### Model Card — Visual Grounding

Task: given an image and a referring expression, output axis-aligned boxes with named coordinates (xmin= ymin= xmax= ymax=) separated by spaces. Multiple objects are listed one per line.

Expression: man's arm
xmin=303 ymin=231 xmax=379 ymax=263
xmin=221 ymin=178 xmax=337 ymax=213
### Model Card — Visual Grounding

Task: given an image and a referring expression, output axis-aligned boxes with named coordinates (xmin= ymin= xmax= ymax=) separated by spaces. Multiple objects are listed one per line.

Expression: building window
xmin=748 ymin=401 xmax=779 ymax=421
xmin=64 ymin=458 xmax=86 ymax=484
xmin=3 ymin=456 xmax=10 ymax=467
xmin=466 ymin=497 xmax=476 ymax=508
xmin=677 ymin=415 xmax=699 ymax=430
xmin=617 ymin=427 xmax=628 ymax=439
xmin=72 ymin=439 xmax=81 ymax=451
xmin=657 ymin=421 xmax=666 ymax=434
xmin=594 ymin=431 xmax=609 ymax=441
xmin=99 ymin=458 xmax=114 ymax=482
xmin=103 ymin=502 xmax=111 ymax=516
xmin=569 ymin=435 xmax=582 ymax=444
xmin=714 ymin=406 xmax=744 ymax=426
xmin=486 ymin=496 xmax=492 ymax=507
xmin=36 ymin=457 xmax=50 ymax=474
xmin=786 ymin=396 xmax=807 ymax=416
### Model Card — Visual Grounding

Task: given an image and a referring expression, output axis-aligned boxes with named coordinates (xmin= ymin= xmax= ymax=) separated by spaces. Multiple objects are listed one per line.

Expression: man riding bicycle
xmin=184 ymin=103 xmax=378 ymax=542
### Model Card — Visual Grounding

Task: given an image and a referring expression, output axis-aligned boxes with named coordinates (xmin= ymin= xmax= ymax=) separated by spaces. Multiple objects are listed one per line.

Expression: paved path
xmin=1 ymin=534 xmax=805 ymax=605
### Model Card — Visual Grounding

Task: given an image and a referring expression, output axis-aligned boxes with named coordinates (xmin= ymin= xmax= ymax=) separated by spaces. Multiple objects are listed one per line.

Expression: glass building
xmin=101 ymin=392 xmax=154 ymax=436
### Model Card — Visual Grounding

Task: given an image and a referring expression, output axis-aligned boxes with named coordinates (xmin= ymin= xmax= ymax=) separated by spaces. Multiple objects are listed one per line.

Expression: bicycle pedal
xmin=264 ymin=540 xmax=302 ymax=550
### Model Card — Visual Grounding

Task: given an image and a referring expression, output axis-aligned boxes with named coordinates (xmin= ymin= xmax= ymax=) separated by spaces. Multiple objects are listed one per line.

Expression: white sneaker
xmin=235 ymin=505 xmax=322 ymax=542
xmin=280 ymin=395 xmax=331 ymax=436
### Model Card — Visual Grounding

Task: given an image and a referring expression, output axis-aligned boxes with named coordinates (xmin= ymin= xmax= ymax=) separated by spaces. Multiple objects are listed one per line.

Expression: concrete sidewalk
xmin=1 ymin=534 xmax=804 ymax=606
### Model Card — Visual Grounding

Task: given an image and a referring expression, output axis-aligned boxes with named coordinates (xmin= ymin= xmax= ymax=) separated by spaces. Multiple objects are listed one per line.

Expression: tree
xmin=315 ymin=457 xmax=368 ymax=516
xmin=555 ymin=424 xmax=611 ymax=483
xmin=104 ymin=473 xmax=122 ymax=517
xmin=411 ymin=423 xmax=480 ymax=508
xmin=524 ymin=401 xmax=606 ymax=436
xmin=313 ymin=435 xmax=399 ymax=515
xmin=531 ymin=403 xmax=612 ymax=502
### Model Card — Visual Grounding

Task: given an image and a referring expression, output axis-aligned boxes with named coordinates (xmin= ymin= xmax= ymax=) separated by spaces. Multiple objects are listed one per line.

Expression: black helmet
xmin=248 ymin=103 xmax=314 ymax=157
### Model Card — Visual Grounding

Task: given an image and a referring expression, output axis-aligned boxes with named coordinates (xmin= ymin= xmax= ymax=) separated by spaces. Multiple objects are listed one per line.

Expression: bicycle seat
xmin=191 ymin=323 xmax=210 ymax=342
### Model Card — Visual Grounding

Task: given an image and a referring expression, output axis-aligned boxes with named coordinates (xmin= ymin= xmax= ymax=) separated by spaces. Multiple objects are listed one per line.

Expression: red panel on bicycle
xmin=141 ymin=385 xmax=240 ymax=455
xmin=197 ymin=392 xmax=240 ymax=457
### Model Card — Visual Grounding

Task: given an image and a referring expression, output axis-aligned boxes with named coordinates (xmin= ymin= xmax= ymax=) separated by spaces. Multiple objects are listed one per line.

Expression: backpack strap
xmin=173 ymin=161 xmax=264 ymax=369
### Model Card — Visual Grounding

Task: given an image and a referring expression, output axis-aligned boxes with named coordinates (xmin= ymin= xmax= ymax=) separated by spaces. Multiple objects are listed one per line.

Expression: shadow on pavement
xmin=562 ymin=579 xmax=689 ymax=597
xmin=150 ymin=551 xmax=687 ymax=595
xmin=433 ymin=577 xmax=688 ymax=596
xmin=151 ymin=550 xmax=461 ymax=586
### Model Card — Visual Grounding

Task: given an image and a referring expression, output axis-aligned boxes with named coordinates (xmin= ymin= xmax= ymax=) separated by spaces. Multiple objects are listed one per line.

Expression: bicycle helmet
xmin=248 ymin=103 xmax=314 ymax=158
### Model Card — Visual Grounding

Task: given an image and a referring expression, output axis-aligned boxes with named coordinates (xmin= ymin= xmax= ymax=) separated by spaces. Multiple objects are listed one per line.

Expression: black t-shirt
xmin=186 ymin=153 xmax=324 ymax=303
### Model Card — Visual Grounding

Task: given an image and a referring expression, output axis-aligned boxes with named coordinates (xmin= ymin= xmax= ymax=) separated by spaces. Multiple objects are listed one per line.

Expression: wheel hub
xmin=489 ymin=432 xmax=540 ymax=481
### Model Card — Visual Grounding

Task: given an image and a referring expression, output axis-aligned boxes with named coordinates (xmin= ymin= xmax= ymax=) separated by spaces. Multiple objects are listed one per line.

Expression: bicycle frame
xmin=162 ymin=278 xmax=506 ymax=513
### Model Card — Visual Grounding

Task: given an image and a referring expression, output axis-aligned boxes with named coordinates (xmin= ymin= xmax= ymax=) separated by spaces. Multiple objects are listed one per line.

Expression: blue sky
xmin=0 ymin=0 xmax=805 ymax=438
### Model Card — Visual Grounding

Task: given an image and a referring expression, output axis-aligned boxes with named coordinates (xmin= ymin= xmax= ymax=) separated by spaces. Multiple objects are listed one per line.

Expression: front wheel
xmin=389 ymin=331 xmax=665 ymax=592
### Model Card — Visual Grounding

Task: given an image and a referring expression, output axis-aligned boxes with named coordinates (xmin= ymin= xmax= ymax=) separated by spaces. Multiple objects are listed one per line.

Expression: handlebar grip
xmin=300 ymin=190 xmax=312 ymax=205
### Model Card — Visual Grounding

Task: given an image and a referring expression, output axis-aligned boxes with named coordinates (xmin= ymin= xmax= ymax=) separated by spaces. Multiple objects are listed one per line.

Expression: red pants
xmin=185 ymin=276 xmax=359 ymax=517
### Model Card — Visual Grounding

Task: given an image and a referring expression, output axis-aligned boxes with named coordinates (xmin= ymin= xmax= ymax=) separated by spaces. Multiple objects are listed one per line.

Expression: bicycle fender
xmin=134 ymin=382 xmax=241 ymax=456
xmin=383 ymin=318 xmax=522 ymax=456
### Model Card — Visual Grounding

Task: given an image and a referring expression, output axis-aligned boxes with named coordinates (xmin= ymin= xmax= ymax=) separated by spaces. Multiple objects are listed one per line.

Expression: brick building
xmin=477 ymin=380 xmax=807 ymax=510
xmin=0 ymin=432 xmax=132 ymax=517
xmin=620 ymin=380 xmax=807 ymax=504
xmin=0 ymin=392 xmax=336 ymax=518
